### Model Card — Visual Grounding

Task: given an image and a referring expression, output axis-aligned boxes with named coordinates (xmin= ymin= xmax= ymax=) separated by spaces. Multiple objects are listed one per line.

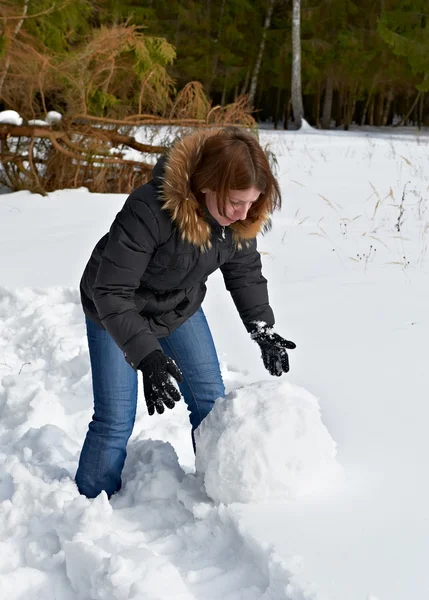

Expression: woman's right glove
xmin=138 ymin=350 xmax=183 ymax=415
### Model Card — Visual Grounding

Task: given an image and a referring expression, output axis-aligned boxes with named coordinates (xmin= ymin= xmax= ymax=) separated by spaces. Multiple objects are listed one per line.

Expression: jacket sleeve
xmin=92 ymin=193 xmax=161 ymax=369
xmin=220 ymin=238 xmax=275 ymax=331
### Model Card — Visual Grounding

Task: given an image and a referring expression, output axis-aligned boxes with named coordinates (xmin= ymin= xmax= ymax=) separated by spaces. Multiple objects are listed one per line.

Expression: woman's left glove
xmin=250 ymin=323 xmax=296 ymax=376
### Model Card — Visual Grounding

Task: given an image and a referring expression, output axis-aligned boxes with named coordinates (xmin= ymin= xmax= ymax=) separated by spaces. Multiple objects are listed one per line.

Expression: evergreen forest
xmin=1 ymin=0 xmax=428 ymax=128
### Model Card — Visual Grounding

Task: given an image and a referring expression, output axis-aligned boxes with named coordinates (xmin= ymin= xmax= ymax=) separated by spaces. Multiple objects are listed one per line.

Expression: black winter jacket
xmin=80 ymin=129 xmax=275 ymax=369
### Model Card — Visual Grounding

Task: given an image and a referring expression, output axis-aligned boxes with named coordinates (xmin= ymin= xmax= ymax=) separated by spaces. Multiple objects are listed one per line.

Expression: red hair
xmin=190 ymin=127 xmax=281 ymax=221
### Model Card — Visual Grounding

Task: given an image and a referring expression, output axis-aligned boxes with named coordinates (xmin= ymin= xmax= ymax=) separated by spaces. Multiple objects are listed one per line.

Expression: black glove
xmin=138 ymin=350 xmax=184 ymax=415
xmin=250 ymin=323 xmax=296 ymax=377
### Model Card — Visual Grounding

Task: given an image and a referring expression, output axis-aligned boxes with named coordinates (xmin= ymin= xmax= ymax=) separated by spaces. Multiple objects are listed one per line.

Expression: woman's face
xmin=204 ymin=186 xmax=261 ymax=226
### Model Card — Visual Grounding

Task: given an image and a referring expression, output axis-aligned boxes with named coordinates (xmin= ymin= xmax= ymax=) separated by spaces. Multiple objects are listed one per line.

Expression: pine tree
xmin=58 ymin=24 xmax=176 ymax=116
xmin=378 ymin=1 xmax=429 ymax=92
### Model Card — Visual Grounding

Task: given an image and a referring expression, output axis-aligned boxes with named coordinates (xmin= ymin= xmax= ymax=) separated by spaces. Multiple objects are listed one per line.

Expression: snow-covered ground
xmin=1 ymin=125 xmax=428 ymax=599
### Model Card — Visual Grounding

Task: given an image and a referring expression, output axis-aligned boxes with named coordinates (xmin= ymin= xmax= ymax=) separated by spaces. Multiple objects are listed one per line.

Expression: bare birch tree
xmin=248 ymin=0 xmax=275 ymax=108
xmin=291 ymin=0 xmax=304 ymax=128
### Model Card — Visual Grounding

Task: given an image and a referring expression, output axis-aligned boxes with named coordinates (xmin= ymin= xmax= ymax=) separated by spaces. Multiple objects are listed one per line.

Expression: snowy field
xmin=1 ymin=124 xmax=428 ymax=599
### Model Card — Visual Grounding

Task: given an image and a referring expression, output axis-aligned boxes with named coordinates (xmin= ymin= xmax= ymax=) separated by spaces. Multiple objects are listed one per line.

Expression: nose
xmin=236 ymin=203 xmax=250 ymax=220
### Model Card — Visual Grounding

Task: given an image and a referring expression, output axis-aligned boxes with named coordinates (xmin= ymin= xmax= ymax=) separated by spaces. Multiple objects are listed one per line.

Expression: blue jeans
xmin=75 ymin=307 xmax=225 ymax=498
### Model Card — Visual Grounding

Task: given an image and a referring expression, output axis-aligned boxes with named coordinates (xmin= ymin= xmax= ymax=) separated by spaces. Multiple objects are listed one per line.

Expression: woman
xmin=76 ymin=126 xmax=296 ymax=499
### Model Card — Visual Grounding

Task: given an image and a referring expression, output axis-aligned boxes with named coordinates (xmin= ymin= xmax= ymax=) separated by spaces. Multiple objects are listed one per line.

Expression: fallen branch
xmin=0 ymin=124 xmax=166 ymax=154
xmin=0 ymin=106 xmax=255 ymax=194
xmin=0 ymin=121 xmax=162 ymax=193
xmin=71 ymin=114 xmax=252 ymax=128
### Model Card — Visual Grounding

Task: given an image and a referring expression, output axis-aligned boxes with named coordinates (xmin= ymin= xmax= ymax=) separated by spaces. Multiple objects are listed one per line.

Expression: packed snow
xmin=0 ymin=110 xmax=23 ymax=126
xmin=28 ymin=119 xmax=49 ymax=126
xmin=46 ymin=111 xmax=62 ymax=125
xmin=1 ymin=124 xmax=428 ymax=599
xmin=0 ymin=109 xmax=62 ymax=127
xmin=195 ymin=380 xmax=340 ymax=504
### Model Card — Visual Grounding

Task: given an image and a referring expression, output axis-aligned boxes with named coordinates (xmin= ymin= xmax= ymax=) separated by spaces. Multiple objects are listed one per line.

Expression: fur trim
xmin=160 ymin=128 xmax=271 ymax=249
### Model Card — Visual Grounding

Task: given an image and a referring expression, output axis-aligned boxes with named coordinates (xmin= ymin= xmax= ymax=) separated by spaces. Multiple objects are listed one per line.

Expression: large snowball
xmin=195 ymin=380 xmax=340 ymax=504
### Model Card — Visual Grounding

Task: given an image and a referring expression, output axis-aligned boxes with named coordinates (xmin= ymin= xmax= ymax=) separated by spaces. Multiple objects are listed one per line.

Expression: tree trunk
xmin=321 ymin=70 xmax=333 ymax=129
xmin=283 ymin=96 xmax=292 ymax=129
xmin=248 ymin=0 xmax=276 ymax=108
xmin=240 ymin=68 xmax=251 ymax=97
xmin=375 ymin=91 xmax=384 ymax=126
xmin=361 ymin=77 xmax=378 ymax=126
xmin=291 ymin=0 xmax=304 ymax=128
xmin=206 ymin=0 xmax=226 ymax=95
xmin=394 ymin=91 xmax=421 ymax=127
xmin=221 ymin=71 xmax=228 ymax=106
xmin=112 ymin=0 xmax=119 ymax=26
xmin=274 ymin=86 xmax=282 ymax=129
xmin=174 ymin=8 xmax=181 ymax=48
xmin=361 ymin=94 xmax=370 ymax=126
xmin=343 ymin=89 xmax=349 ymax=129
xmin=344 ymin=84 xmax=358 ymax=130
xmin=382 ymin=88 xmax=393 ymax=126
xmin=336 ymin=84 xmax=344 ymax=127
xmin=0 ymin=0 xmax=30 ymax=100
xmin=203 ymin=0 xmax=212 ymax=95
xmin=314 ymin=82 xmax=321 ymax=128
xmin=418 ymin=92 xmax=424 ymax=130
xmin=368 ymin=95 xmax=375 ymax=126
xmin=423 ymin=96 xmax=429 ymax=125
xmin=343 ymin=89 xmax=350 ymax=130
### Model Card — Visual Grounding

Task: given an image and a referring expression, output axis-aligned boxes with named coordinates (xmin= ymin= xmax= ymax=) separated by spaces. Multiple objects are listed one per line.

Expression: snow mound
xmin=46 ymin=111 xmax=62 ymax=125
xmin=195 ymin=380 xmax=340 ymax=504
xmin=299 ymin=118 xmax=315 ymax=132
xmin=28 ymin=119 xmax=49 ymax=126
xmin=0 ymin=110 xmax=23 ymax=125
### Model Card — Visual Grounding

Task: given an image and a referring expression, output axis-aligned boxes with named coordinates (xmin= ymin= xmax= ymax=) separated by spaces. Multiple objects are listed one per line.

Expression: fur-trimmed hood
xmin=154 ymin=128 xmax=271 ymax=249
